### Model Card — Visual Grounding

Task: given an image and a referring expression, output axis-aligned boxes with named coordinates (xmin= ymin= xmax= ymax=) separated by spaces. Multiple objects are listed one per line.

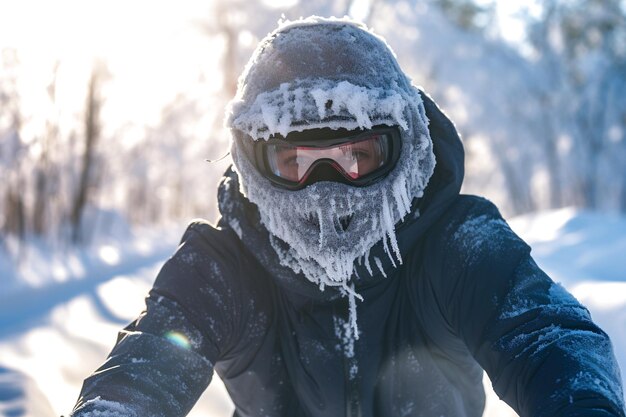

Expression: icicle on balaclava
xmin=226 ymin=17 xmax=435 ymax=336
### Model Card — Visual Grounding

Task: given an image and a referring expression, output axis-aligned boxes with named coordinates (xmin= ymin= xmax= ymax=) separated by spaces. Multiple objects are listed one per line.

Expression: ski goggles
xmin=253 ymin=126 xmax=402 ymax=190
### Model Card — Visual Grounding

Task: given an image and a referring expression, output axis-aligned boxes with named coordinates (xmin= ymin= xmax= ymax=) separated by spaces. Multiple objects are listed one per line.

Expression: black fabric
xmin=71 ymin=93 xmax=625 ymax=417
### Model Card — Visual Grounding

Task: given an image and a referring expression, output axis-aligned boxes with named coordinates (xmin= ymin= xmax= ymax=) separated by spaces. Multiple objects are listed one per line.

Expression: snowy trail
xmin=0 ymin=257 xmax=168 ymax=417
xmin=0 ymin=249 xmax=173 ymax=338
xmin=0 ymin=246 xmax=235 ymax=417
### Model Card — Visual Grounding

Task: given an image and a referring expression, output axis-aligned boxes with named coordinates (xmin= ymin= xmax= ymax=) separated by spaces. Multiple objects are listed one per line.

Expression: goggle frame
xmin=253 ymin=125 xmax=402 ymax=190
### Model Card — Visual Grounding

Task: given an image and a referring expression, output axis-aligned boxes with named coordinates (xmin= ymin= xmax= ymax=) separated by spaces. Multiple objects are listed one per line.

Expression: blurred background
xmin=0 ymin=0 xmax=625 ymax=416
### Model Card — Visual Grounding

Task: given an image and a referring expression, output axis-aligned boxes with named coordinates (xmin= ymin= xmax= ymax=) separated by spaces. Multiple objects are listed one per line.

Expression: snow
xmin=71 ymin=397 xmax=135 ymax=417
xmin=0 ymin=224 xmax=233 ymax=417
xmin=333 ymin=315 xmax=359 ymax=379
xmin=231 ymin=80 xmax=409 ymax=140
xmin=0 ymin=208 xmax=625 ymax=417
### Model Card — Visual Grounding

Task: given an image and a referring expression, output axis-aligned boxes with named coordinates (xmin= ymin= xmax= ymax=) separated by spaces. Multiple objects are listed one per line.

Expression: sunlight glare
xmin=238 ymin=30 xmax=257 ymax=48
xmin=349 ymin=0 xmax=372 ymax=22
xmin=0 ymin=0 xmax=220 ymax=135
xmin=571 ymin=282 xmax=626 ymax=311
xmin=51 ymin=295 xmax=122 ymax=347
xmin=98 ymin=245 xmax=121 ymax=266
xmin=509 ymin=207 xmax=577 ymax=243
xmin=134 ymin=237 xmax=154 ymax=255
xmin=493 ymin=0 xmax=543 ymax=46
xmin=97 ymin=276 xmax=151 ymax=321
xmin=260 ymin=0 xmax=298 ymax=9
xmin=51 ymin=261 xmax=70 ymax=283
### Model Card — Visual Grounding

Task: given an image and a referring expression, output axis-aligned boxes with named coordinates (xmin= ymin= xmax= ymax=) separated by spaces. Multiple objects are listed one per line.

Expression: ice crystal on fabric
xmin=452 ymin=214 xmax=511 ymax=266
xmin=231 ymin=79 xmax=409 ymax=140
xmin=500 ymin=258 xmax=584 ymax=320
xmin=71 ymin=397 xmax=136 ymax=417
xmin=334 ymin=314 xmax=360 ymax=378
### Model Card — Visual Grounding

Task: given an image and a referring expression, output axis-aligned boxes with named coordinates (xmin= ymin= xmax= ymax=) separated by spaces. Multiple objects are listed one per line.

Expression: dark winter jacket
xmin=71 ymin=93 xmax=626 ymax=417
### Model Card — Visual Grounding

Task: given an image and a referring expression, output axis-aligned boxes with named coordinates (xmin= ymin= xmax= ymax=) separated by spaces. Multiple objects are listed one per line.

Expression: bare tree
xmin=528 ymin=0 xmax=626 ymax=211
xmin=70 ymin=63 xmax=107 ymax=243
xmin=31 ymin=62 xmax=61 ymax=236
xmin=0 ymin=49 xmax=26 ymax=239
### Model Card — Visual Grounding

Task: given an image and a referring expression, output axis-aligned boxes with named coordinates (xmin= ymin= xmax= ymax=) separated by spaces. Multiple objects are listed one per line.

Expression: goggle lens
xmin=265 ymin=133 xmax=391 ymax=184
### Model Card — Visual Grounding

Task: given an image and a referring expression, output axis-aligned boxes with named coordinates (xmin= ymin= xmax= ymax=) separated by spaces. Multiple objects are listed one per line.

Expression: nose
xmin=306 ymin=162 xmax=345 ymax=185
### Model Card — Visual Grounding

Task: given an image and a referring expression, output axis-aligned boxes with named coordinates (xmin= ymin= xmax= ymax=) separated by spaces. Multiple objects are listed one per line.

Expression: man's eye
xmin=276 ymin=148 xmax=298 ymax=165
xmin=282 ymin=156 xmax=298 ymax=166
xmin=351 ymin=150 xmax=370 ymax=161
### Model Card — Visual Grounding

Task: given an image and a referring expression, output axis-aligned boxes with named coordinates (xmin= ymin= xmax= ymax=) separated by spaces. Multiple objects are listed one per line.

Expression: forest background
xmin=1 ymin=1 xmax=625 ymax=416
xmin=1 ymin=0 xmax=625 ymax=250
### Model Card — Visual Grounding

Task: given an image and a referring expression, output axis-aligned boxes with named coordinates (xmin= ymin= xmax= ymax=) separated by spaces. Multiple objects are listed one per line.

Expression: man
xmin=70 ymin=17 xmax=625 ymax=417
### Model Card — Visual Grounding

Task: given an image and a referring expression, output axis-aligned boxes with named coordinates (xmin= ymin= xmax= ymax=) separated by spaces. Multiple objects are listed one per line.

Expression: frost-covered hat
xmin=226 ymin=16 xmax=435 ymax=336
xmin=228 ymin=17 xmax=414 ymax=139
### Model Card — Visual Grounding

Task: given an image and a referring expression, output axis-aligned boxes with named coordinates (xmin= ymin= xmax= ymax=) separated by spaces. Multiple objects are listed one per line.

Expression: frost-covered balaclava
xmin=226 ymin=17 xmax=435 ymax=334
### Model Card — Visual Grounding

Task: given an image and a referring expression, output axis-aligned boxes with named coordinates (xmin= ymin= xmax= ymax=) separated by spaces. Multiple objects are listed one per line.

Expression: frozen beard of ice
xmin=227 ymin=17 xmax=436 ymax=338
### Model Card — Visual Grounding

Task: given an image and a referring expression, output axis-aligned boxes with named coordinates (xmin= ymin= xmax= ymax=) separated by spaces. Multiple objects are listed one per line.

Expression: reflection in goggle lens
xmin=266 ymin=134 xmax=390 ymax=183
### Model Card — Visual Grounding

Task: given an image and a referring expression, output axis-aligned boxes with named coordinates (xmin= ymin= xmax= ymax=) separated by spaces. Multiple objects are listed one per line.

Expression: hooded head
xmin=226 ymin=17 xmax=436 ymax=330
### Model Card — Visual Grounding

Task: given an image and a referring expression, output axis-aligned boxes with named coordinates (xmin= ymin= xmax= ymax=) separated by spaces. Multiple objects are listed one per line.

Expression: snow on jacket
xmin=70 ymin=92 xmax=626 ymax=417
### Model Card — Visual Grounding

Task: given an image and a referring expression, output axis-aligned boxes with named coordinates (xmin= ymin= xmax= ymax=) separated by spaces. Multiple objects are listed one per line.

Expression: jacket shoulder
xmin=182 ymin=218 xmax=239 ymax=245
xmin=174 ymin=218 xmax=252 ymax=267
xmin=443 ymin=194 xmax=503 ymax=224
xmin=430 ymin=195 xmax=530 ymax=268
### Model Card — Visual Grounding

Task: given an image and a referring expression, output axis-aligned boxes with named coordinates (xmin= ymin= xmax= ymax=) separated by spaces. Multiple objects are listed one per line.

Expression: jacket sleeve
xmin=70 ymin=221 xmax=252 ymax=417
xmin=428 ymin=197 xmax=626 ymax=417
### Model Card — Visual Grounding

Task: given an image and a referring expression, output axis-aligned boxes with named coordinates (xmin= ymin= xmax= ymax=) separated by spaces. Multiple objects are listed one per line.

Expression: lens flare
xmin=164 ymin=331 xmax=191 ymax=350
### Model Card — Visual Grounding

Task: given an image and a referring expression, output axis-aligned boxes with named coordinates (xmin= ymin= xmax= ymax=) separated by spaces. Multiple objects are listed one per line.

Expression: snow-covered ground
xmin=0 ymin=208 xmax=624 ymax=417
